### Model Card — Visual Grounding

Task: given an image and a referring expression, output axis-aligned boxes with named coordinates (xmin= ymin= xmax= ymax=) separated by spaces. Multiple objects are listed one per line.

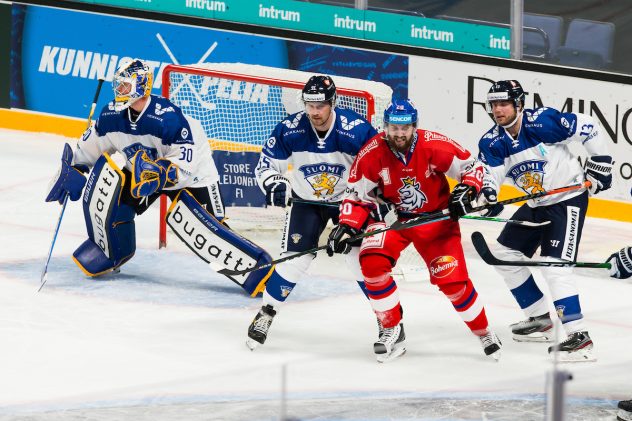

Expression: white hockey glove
xmin=477 ymin=176 xmax=504 ymax=217
xmin=585 ymin=155 xmax=614 ymax=195
xmin=262 ymin=174 xmax=291 ymax=208
xmin=46 ymin=143 xmax=87 ymax=204
xmin=607 ymin=247 xmax=632 ymax=279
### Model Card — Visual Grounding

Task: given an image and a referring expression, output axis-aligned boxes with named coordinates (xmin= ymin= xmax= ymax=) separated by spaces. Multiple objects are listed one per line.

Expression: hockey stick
xmin=289 ymin=197 xmax=549 ymax=227
xmin=39 ymin=78 xmax=105 ymax=292
xmin=217 ymin=182 xmax=588 ymax=277
xmin=471 ymin=231 xmax=611 ymax=269
xmin=389 ymin=181 xmax=591 ymax=231
xmin=213 ymin=212 xmax=452 ymax=277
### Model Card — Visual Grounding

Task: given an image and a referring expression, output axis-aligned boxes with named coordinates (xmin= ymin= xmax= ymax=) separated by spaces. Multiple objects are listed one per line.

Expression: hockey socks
xmin=262 ymin=270 xmax=297 ymax=307
xmin=361 ymin=254 xmax=402 ymax=328
xmin=439 ymin=280 xmax=489 ymax=336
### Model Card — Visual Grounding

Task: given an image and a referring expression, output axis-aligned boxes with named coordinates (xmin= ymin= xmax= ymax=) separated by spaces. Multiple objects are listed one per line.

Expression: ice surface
xmin=0 ymin=129 xmax=630 ymax=420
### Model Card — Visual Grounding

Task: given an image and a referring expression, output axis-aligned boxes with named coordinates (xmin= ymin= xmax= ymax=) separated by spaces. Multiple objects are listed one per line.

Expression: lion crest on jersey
xmin=298 ymin=163 xmax=346 ymax=198
xmin=398 ymin=176 xmax=427 ymax=210
xmin=508 ymin=160 xmax=547 ymax=194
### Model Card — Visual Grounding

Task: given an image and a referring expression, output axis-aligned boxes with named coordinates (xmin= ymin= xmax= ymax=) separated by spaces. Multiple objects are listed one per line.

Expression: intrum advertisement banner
xmin=69 ymin=0 xmax=511 ymax=58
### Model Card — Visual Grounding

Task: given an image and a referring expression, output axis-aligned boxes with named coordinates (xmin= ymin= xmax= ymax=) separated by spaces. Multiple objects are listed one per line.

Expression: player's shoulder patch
xmin=282 ymin=111 xmax=306 ymax=130
xmin=357 ymin=136 xmax=381 ymax=158
xmin=336 ymin=108 xmax=367 ymax=131
xmin=524 ymin=107 xmax=550 ymax=123
xmin=420 ymin=129 xmax=466 ymax=153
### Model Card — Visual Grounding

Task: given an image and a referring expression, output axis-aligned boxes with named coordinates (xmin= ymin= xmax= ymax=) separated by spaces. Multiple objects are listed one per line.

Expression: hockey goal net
xmin=159 ymin=63 xmax=426 ymax=281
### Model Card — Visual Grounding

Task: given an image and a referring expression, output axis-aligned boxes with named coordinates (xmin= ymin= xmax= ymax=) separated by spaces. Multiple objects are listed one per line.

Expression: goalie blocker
xmin=166 ymin=190 xmax=274 ymax=296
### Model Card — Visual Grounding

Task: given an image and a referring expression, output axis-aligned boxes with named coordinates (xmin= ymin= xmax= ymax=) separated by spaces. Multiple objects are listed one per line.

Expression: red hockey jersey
xmin=340 ymin=129 xmax=483 ymax=229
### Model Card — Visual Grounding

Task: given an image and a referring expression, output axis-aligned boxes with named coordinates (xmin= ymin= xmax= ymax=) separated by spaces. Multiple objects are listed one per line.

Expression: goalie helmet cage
xmin=158 ymin=63 xmax=426 ymax=282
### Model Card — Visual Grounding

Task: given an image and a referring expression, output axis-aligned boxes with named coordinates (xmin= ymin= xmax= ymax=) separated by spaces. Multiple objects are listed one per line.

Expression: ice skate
xmin=548 ymin=331 xmax=596 ymax=362
xmin=376 ymin=317 xmax=384 ymax=338
xmin=374 ymin=323 xmax=406 ymax=363
xmin=479 ymin=331 xmax=502 ymax=361
xmin=246 ymin=305 xmax=276 ymax=351
xmin=617 ymin=399 xmax=632 ymax=421
xmin=510 ymin=313 xmax=553 ymax=342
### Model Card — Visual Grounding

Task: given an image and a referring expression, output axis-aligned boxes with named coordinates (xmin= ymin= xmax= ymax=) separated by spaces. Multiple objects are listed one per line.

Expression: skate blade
xmin=376 ymin=346 xmax=406 ymax=363
xmin=512 ymin=332 xmax=553 ymax=343
xmin=618 ymin=409 xmax=632 ymax=421
xmin=245 ymin=338 xmax=261 ymax=351
xmin=487 ymin=348 xmax=502 ymax=362
xmin=553 ymin=348 xmax=596 ymax=363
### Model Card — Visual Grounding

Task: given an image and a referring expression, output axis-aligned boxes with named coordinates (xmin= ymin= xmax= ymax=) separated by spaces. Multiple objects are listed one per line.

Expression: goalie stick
xmin=217 ymin=181 xmax=590 ymax=277
xmin=39 ymin=78 xmax=105 ymax=292
xmin=471 ymin=231 xmax=611 ymax=269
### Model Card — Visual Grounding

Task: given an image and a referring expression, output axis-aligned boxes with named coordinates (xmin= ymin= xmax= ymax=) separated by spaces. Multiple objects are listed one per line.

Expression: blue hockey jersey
xmin=478 ymin=107 xmax=609 ymax=207
xmin=74 ymin=95 xmax=218 ymax=189
xmin=255 ymin=107 xmax=378 ymax=201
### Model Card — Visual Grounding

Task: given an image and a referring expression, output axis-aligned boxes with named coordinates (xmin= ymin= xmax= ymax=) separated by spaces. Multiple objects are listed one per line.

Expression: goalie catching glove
xmin=585 ymin=155 xmax=613 ymax=195
xmin=262 ymin=174 xmax=291 ymax=207
xmin=131 ymin=150 xmax=178 ymax=198
xmin=326 ymin=224 xmax=361 ymax=256
xmin=46 ymin=143 xmax=87 ymax=204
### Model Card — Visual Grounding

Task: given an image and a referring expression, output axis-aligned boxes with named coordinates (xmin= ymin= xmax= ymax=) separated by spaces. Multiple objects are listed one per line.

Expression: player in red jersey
xmin=326 ymin=99 xmax=502 ymax=363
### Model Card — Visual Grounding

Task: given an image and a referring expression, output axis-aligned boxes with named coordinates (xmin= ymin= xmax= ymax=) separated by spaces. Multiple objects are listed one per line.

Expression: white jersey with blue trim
xmin=73 ymin=95 xmax=218 ymax=190
xmin=478 ymin=107 xmax=609 ymax=207
xmin=255 ymin=107 xmax=378 ymax=202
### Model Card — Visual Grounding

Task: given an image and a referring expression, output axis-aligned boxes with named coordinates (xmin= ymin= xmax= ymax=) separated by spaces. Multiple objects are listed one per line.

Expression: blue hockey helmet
xmin=112 ymin=59 xmax=154 ymax=111
xmin=486 ymin=80 xmax=527 ymax=113
xmin=384 ymin=99 xmax=418 ymax=125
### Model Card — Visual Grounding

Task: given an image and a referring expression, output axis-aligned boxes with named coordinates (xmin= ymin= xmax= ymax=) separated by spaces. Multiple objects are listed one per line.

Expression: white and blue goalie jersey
xmin=74 ymin=95 xmax=218 ymax=189
xmin=255 ymin=108 xmax=378 ymax=202
xmin=478 ymin=107 xmax=609 ymax=207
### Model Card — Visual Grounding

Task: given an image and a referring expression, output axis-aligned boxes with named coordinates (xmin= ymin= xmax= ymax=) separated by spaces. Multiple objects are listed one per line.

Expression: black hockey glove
xmin=585 ymin=155 xmax=613 ymax=195
xmin=448 ymin=183 xmax=477 ymax=221
xmin=262 ymin=174 xmax=291 ymax=207
xmin=607 ymin=247 xmax=632 ymax=279
xmin=370 ymin=202 xmax=398 ymax=226
xmin=326 ymin=224 xmax=361 ymax=257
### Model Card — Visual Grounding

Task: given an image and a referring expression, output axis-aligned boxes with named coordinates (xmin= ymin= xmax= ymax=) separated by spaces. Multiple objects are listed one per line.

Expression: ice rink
xmin=0 ymin=128 xmax=631 ymax=420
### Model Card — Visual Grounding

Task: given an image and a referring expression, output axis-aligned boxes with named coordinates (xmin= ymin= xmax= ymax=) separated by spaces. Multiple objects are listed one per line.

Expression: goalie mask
xmin=302 ymin=75 xmax=337 ymax=107
xmin=112 ymin=59 xmax=153 ymax=112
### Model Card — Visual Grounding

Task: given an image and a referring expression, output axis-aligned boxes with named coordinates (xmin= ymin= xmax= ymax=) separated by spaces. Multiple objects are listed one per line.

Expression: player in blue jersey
xmin=45 ymin=59 xmax=273 ymax=295
xmin=246 ymin=75 xmax=379 ymax=350
xmin=476 ymin=80 xmax=613 ymax=362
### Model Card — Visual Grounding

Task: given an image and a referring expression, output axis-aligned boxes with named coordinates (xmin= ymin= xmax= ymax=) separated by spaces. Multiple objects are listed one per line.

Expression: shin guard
xmin=167 ymin=190 xmax=273 ymax=296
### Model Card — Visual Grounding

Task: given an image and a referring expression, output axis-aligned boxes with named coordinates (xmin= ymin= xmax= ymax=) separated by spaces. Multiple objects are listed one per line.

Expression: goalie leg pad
xmin=73 ymin=154 xmax=136 ymax=276
xmin=166 ymin=190 xmax=273 ymax=296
